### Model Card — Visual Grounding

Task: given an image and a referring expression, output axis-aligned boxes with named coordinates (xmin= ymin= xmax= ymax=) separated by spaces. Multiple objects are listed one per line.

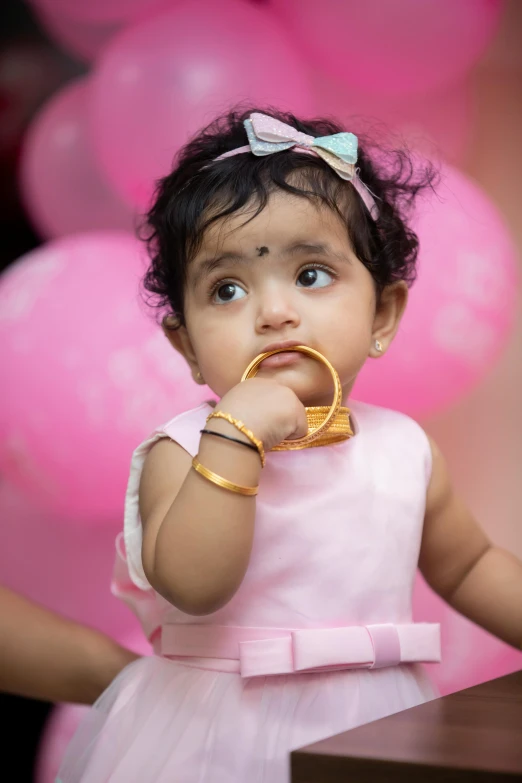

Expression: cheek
xmin=193 ymin=317 xmax=245 ymax=355
xmin=318 ymin=289 xmax=374 ymax=333
xmin=317 ymin=290 xmax=375 ymax=363
xmin=186 ymin=316 xmax=248 ymax=392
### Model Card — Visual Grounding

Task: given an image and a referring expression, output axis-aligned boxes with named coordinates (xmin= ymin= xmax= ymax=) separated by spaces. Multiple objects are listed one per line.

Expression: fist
xmin=215 ymin=378 xmax=308 ymax=452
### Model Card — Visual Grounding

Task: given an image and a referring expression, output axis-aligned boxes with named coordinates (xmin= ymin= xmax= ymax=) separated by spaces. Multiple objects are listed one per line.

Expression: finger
xmin=286 ymin=406 xmax=309 ymax=440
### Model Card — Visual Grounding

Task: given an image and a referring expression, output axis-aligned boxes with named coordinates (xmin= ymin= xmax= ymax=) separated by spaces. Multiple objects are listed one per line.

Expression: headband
xmin=214 ymin=112 xmax=379 ymax=220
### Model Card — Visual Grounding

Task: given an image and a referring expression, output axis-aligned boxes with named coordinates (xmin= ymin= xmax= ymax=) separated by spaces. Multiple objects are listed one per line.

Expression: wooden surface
xmin=292 ymin=670 xmax=522 ymax=782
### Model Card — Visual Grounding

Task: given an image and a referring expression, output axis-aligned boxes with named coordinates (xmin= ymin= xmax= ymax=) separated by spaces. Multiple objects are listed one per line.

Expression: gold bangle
xmin=191 ymin=457 xmax=258 ymax=496
xmin=271 ymin=406 xmax=353 ymax=451
xmin=206 ymin=411 xmax=266 ymax=467
xmin=241 ymin=345 xmax=342 ymax=448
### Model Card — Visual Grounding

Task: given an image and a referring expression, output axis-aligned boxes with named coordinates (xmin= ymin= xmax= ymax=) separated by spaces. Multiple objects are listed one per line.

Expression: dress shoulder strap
xmin=122 ymin=403 xmax=212 ymax=590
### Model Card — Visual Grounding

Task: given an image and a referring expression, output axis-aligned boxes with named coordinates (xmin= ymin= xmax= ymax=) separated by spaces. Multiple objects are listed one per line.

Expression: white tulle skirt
xmin=57 ymin=655 xmax=436 ymax=783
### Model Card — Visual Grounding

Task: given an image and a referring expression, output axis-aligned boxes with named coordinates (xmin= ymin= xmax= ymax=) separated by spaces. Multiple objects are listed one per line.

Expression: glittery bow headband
xmin=214 ymin=112 xmax=379 ymax=220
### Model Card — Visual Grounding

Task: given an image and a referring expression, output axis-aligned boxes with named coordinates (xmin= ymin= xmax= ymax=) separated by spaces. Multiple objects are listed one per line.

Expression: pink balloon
xmin=310 ymin=69 xmax=473 ymax=165
xmin=20 ymin=78 xmax=134 ymax=239
xmin=271 ymin=0 xmax=503 ymax=96
xmin=30 ymin=0 xmax=166 ymax=25
xmin=89 ymin=0 xmax=313 ymax=209
xmin=413 ymin=574 xmax=522 ymax=696
xmin=0 ymin=232 xmax=212 ymax=523
xmin=354 ymin=165 xmax=519 ymax=417
xmin=35 ymin=629 xmax=151 ymax=783
xmin=0 ymin=479 xmax=143 ymax=640
xmin=29 ymin=0 xmax=174 ymax=56
xmin=33 ymin=7 xmax=121 ymax=63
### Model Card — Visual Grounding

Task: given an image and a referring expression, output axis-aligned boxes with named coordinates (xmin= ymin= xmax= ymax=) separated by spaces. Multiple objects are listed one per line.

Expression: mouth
xmin=257 ymin=341 xmax=307 ymax=369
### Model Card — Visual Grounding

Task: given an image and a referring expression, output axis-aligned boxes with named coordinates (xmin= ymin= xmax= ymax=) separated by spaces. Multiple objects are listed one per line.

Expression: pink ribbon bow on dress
xmin=216 ymin=112 xmax=379 ymax=220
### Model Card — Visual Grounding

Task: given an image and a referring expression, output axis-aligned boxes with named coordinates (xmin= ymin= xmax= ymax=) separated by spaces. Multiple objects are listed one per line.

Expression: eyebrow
xmin=191 ymin=241 xmax=351 ymax=285
xmin=285 ymin=242 xmax=340 ymax=258
xmin=285 ymin=242 xmax=354 ymax=266
xmin=191 ymin=252 xmax=246 ymax=286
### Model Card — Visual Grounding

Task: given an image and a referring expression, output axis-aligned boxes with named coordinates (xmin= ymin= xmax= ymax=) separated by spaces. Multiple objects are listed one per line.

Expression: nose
xmin=255 ymin=286 xmax=301 ymax=333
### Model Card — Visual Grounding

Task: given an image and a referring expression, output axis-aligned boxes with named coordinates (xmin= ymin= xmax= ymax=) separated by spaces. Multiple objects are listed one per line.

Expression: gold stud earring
xmin=195 ymin=370 xmax=204 ymax=384
xmin=375 ymin=340 xmax=383 ymax=353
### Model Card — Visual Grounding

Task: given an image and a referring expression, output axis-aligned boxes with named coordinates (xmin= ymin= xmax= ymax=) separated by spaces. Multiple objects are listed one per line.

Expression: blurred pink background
xmin=0 ymin=1 xmax=521 ymax=780
xmin=420 ymin=0 xmax=522 ymax=687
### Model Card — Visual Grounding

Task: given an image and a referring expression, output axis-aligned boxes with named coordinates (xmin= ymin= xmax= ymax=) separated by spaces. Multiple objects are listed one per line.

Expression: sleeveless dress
xmin=57 ymin=400 xmax=440 ymax=783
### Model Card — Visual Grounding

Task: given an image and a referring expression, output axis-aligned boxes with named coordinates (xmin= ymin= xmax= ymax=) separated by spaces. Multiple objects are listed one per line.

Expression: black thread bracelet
xmin=199 ymin=428 xmax=259 ymax=454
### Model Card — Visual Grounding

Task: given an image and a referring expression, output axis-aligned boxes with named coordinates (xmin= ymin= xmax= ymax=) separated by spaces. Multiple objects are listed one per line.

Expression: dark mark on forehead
xmin=256 ymin=246 xmax=269 ymax=257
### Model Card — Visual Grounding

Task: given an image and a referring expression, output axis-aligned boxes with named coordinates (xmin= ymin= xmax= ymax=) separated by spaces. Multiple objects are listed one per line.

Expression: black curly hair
xmin=142 ymin=107 xmax=436 ymax=326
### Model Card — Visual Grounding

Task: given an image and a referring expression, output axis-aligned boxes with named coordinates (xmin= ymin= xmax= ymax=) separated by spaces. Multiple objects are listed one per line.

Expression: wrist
xmin=204 ymin=415 xmax=253 ymax=446
xmin=213 ymin=402 xmax=267 ymax=444
xmin=80 ymin=630 xmax=138 ymax=704
xmin=197 ymin=430 xmax=262 ymax=490
xmin=206 ymin=410 xmax=265 ymax=467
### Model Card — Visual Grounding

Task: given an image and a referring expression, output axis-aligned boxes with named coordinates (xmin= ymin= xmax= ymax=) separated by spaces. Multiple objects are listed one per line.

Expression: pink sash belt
xmin=161 ymin=623 xmax=441 ymax=678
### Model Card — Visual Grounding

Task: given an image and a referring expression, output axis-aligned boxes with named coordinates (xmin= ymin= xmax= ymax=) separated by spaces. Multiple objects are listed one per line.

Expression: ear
xmin=162 ymin=316 xmax=205 ymax=384
xmin=369 ymin=282 xmax=408 ymax=358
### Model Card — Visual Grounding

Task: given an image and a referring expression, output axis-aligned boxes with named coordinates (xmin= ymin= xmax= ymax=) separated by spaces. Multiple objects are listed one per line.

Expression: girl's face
xmin=169 ymin=191 xmax=407 ymax=406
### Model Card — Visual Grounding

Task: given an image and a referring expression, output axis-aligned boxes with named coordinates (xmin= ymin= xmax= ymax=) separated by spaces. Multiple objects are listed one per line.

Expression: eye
xmin=213 ymin=282 xmax=247 ymax=304
xmin=296 ymin=267 xmax=334 ymax=289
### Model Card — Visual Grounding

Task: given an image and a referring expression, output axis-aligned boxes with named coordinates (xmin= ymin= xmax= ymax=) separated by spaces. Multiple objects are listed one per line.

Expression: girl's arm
xmin=0 ymin=586 xmax=138 ymax=704
xmin=419 ymin=438 xmax=522 ymax=649
xmin=139 ymin=429 xmax=260 ymax=616
xmin=140 ymin=378 xmax=308 ymax=616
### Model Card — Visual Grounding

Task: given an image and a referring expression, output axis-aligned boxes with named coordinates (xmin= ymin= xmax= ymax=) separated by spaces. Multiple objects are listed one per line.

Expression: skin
xmin=140 ymin=191 xmax=522 ymax=648
xmin=0 ymin=586 xmax=138 ymax=704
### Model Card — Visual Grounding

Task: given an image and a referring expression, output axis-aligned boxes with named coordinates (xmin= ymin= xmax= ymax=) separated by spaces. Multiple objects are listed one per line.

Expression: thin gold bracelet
xmin=206 ymin=411 xmax=266 ymax=467
xmin=191 ymin=457 xmax=258 ymax=496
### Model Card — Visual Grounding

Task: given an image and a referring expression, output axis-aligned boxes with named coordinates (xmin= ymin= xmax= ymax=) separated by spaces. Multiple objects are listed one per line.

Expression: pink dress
xmin=57 ymin=401 xmax=440 ymax=783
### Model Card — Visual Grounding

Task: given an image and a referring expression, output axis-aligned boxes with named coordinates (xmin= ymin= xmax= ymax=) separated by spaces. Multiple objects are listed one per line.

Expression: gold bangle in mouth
xmin=241 ymin=345 xmax=347 ymax=449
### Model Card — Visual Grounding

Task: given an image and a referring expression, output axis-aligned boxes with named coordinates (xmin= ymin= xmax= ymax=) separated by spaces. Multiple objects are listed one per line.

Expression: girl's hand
xmin=215 ymin=378 xmax=308 ymax=452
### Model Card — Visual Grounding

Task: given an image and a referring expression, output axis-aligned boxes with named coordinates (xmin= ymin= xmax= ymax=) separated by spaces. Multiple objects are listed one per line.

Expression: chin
xmin=267 ymin=370 xmax=334 ymax=407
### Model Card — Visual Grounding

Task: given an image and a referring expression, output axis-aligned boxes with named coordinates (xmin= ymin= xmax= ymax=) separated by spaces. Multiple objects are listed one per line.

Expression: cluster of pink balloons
xmin=22 ymin=0 xmax=503 ymax=219
xmin=271 ymin=0 xmax=503 ymax=97
xmin=89 ymin=0 xmax=314 ymax=210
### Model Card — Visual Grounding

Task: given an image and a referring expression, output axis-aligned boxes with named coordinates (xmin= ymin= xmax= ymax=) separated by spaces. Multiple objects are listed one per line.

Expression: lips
xmin=259 ymin=340 xmax=306 ymax=354
xmin=256 ymin=341 xmax=308 ymax=370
